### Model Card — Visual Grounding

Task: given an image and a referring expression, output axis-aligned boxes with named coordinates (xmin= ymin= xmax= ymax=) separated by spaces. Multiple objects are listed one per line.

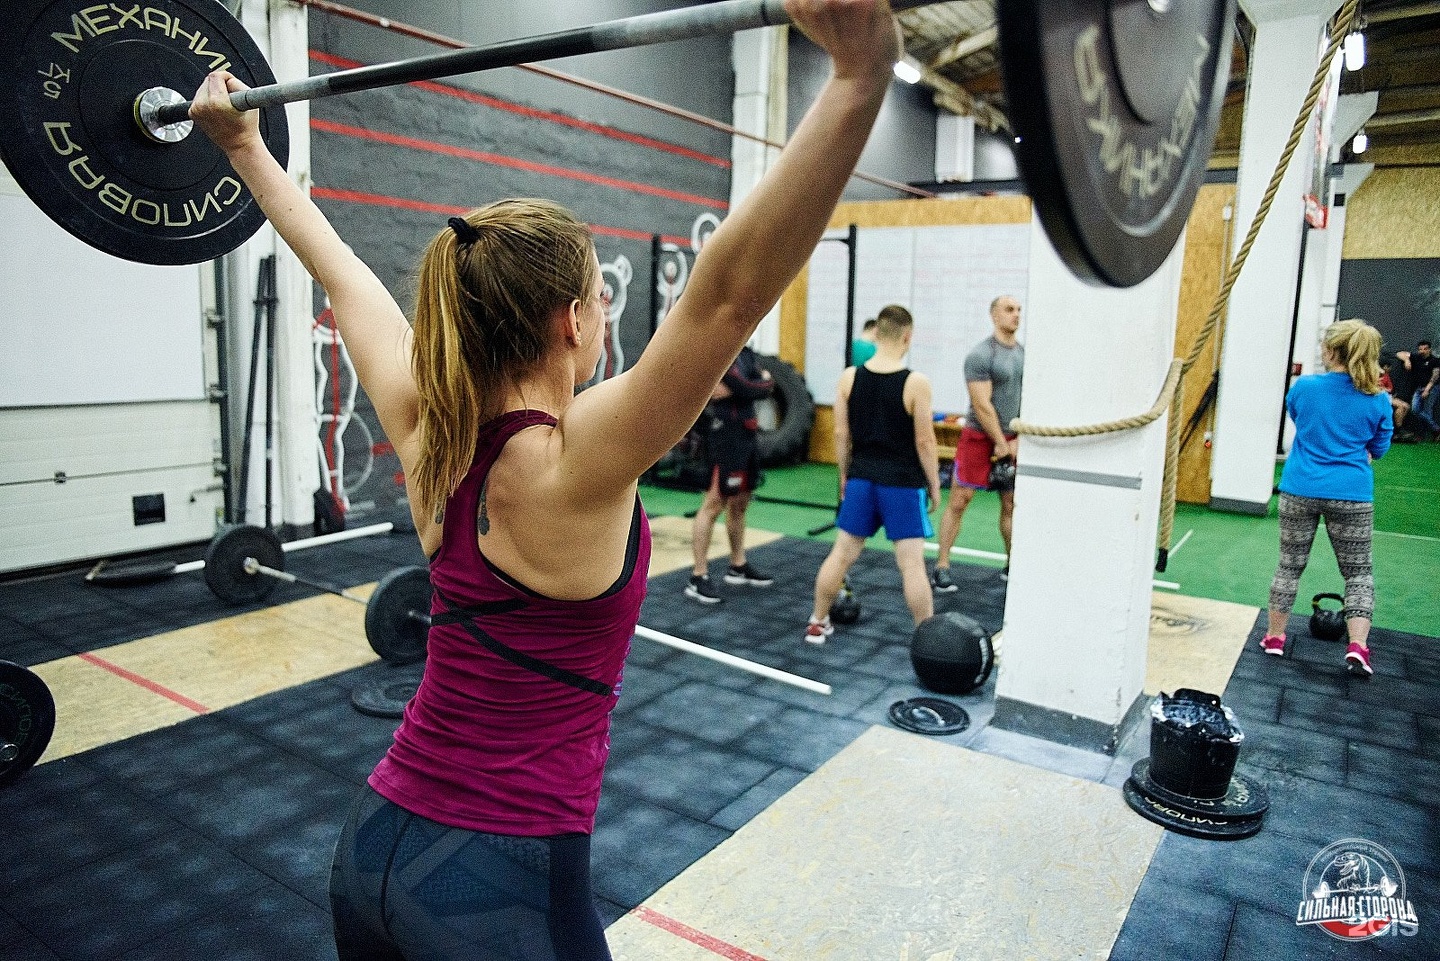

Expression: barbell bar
xmin=85 ymin=521 xmax=394 ymax=586
xmin=0 ymin=0 xmax=1235 ymax=285
xmin=144 ymin=0 xmax=942 ymax=130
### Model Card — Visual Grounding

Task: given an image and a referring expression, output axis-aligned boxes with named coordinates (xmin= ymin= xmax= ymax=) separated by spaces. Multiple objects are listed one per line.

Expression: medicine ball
xmin=1308 ymin=593 xmax=1346 ymax=642
xmin=910 ymin=612 xmax=994 ymax=695
xmin=830 ymin=579 xmax=861 ymax=625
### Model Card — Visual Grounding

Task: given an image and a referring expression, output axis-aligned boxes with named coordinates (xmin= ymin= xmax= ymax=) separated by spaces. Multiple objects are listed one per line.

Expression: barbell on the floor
xmin=204 ymin=524 xmax=431 ymax=663
xmin=0 ymin=660 xmax=55 ymax=789
xmin=205 ymin=524 xmax=831 ymax=692
xmin=0 ymin=0 xmax=1235 ymax=287
xmin=85 ymin=521 xmax=395 ymax=587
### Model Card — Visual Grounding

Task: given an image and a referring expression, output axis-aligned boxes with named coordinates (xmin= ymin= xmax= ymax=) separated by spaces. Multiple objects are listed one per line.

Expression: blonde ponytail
xmin=408 ymin=200 xmax=598 ymax=522
xmin=1323 ymin=318 xmax=1382 ymax=395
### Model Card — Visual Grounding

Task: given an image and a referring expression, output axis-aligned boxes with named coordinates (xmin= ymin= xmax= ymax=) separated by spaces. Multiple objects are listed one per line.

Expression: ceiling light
xmin=1343 ymin=31 xmax=1365 ymax=71
xmin=893 ymin=56 xmax=922 ymax=85
xmin=1352 ymin=130 xmax=1368 ymax=154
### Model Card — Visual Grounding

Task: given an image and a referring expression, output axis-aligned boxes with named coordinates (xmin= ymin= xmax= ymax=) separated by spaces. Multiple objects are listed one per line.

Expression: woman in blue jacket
xmin=1261 ymin=319 xmax=1392 ymax=675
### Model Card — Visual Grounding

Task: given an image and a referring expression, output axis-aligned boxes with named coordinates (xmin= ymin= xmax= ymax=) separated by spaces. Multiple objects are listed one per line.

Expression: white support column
xmin=268 ymin=0 xmax=321 ymax=531
xmin=1208 ymin=2 xmax=1340 ymax=514
xmin=228 ymin=0 xmax=319 ymax=532
xmin=731 ymin=27 xmax=786 ymax=354
xmin=990 ymin=221 xmax=1185 ymax=752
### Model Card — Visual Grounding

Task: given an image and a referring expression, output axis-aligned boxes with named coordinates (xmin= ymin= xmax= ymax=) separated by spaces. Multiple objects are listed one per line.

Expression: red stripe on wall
xmin=309 ymin=186 xmax=691 ymax=247
xmin=309 ymin=50 xmax=730 ymax=169
xmin=630 ymin=906 xmax=772 ymax=961
xmin=311 ymin=118 xmax=727 ymax=211
xmin=76 ymin=652 xmax=211 ymax=715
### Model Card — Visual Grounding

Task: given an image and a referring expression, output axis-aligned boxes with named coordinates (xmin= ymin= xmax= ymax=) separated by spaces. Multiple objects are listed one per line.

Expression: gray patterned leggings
xmin=1269 ymin=493 xmax=1375 ymax=620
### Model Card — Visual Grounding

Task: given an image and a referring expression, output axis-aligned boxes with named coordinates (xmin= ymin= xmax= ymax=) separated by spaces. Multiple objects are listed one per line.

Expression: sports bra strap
xmin=431 ymin=586 xmax=615 ymax=697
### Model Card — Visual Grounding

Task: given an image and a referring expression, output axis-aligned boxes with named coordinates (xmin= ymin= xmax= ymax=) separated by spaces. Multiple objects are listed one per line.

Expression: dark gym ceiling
xmin=894 ymin=1 xmax=1440 ymax=171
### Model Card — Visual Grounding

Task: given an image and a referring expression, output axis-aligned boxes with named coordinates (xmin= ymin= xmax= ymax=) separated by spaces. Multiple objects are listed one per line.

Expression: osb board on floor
xmin=32 ymin=588 xmax=377 ymax=763
xmin=606 ymin=725 xmax=1163 ymax=961
xmin=646 ymin=515 xmax=781 ymax=577
xmin=1145 ymin=591 xmax=1258 ymax=698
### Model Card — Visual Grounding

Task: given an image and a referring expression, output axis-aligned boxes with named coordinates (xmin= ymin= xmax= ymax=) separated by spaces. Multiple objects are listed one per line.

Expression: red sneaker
xmin=1345 ymin=642 xmax=1373 ymax=676
xmin=1260 ymin=635 xmax=1286 ymax=656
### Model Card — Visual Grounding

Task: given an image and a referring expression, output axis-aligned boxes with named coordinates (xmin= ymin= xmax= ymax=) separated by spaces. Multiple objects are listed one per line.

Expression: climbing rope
xmin=1008 ymin=0 xmax=1361 ymax=570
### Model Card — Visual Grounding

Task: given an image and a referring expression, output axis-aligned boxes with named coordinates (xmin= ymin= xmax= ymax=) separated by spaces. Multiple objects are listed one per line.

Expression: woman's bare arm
xmin=190 ymin=72 xmax=419 ymax=448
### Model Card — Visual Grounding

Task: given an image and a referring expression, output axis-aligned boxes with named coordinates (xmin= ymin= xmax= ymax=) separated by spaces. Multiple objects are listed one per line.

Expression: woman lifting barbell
xmin=189 ymin=1 xmax=899 ymax=957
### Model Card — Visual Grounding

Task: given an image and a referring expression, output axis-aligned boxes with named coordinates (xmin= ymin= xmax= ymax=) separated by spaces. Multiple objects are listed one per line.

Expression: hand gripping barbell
xmin=0 ymin=0 xmax=1236 ymax=287
xmin=204 ymin=524 xmax=431 ymax=664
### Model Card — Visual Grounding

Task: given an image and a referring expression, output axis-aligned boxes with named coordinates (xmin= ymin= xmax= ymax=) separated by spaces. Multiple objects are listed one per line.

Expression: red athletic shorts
xmin=953 ymin=426 xmax=1016 ymax=490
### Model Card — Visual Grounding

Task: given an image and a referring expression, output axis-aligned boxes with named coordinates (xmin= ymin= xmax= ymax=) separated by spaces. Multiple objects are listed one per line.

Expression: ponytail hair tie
xmin=448 ymin=216 xmax=481 ymax=245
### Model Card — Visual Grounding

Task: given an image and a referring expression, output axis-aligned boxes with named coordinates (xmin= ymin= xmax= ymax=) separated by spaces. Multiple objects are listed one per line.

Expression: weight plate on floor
xmin=350 ymin=679 xmax=420 ymax=719
xmin=365 ymin=566 xmax=432 ymax=665
xmin=888 ymin=697 xmax=970 ymax=736
xmin=1129 ymin=758 xmax=1269 ymax=821
xmin=1122 ymin=775 xmax=1265 ymax=840
xmin=998 ymin=0 xmax=1236 ymax=287
xmin=0 ymin=0 xmax=289 ymax=265
xmin=0 ymin=660 xmax=56 ymax=788
xmin=204 ymin=524 xmax=284 ymax=604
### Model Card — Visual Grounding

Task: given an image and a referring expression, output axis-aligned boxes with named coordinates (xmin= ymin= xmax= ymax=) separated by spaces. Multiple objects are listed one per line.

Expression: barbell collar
xmin=151 ymin=0 xmax=940 ymax=127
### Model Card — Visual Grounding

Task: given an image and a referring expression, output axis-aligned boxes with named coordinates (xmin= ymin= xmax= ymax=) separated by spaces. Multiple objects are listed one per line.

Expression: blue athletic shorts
xmin=836 ymin=478 xmax=933 ymax=541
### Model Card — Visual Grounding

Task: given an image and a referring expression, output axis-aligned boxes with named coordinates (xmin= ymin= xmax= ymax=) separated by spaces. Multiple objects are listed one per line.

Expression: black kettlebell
xmin=1309 ymin=593 xmax=1346 ymax=642
xmin=830 ymin=579 xmax=862 ymax=625
xmin=987 ymin=455 xmax=1016 ymax=492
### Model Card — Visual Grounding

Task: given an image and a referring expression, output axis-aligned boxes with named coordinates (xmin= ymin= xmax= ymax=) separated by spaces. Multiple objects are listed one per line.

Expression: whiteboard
xmin=804 ymin=222 xmax=1030 ymax=415
xmin=0 ymin=185 xmax=206 ymax=407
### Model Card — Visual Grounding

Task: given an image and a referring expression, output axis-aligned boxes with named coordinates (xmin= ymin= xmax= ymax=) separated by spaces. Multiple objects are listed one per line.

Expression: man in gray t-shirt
xmin=932 ymin=295 xmax=1024 ymax=592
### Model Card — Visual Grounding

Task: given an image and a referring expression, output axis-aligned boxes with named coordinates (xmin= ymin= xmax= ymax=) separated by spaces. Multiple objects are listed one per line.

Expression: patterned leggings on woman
xmin=330 ymin=786 xmax=612 ymax=961
xmin=1269 ymin=493 xmax=1375 ymax=620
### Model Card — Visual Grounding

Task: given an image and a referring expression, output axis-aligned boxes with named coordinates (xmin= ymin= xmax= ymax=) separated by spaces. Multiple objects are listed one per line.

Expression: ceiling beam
xmin=927 ymin=25 xmax=999 ymax=71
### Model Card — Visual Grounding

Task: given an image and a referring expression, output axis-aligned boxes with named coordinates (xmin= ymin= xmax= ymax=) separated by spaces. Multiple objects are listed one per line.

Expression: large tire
xmin=754 ymin=354 xmax=814 ymax=466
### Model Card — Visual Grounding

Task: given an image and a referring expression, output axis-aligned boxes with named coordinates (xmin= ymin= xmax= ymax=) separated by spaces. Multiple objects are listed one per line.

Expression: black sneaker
xmin=930 ymin=568 xmax=958 ymax=593
xmin=724 ymin=562 xmax=773 ymax=587
xmin=684 ymin=574 xmax=723 ymax=604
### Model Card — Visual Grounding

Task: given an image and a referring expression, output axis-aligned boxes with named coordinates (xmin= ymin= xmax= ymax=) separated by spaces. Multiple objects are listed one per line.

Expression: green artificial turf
xmin=640 ymin=443 xmax=1438 ymax=637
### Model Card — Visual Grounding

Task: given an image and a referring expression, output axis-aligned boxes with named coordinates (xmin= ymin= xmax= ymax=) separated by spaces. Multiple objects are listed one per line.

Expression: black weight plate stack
xmin=0 ymin=0 xmax=289 ymax=264
xmin=204 ymin=524 xmax=284 ymax=604
xmin=888 ymin=697 xmax=970 ymax=736
xmin=998 ymin=0 xmax=1237 ymax=287
xmin=365 ymin=566 xmax=432 ymax=665
xmin=0 ymin=661 xmax=57 ymax=788
xmin=351 ymin=679 xmax=421 ymax=719
xmin=1123 ymin=756 xmax=1269 ymax=840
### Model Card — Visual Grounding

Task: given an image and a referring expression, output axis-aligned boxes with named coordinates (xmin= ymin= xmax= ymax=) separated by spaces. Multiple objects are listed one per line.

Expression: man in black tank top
xmin=806 ymin=305 xmax=942 ymax=642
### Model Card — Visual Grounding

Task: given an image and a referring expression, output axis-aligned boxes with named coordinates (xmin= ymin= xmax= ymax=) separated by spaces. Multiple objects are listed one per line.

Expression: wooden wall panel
xmin=1341 ymin=166 xmax=1440 ymax=260
xmin=1172 ymin=183 xmax=1237 ymax=505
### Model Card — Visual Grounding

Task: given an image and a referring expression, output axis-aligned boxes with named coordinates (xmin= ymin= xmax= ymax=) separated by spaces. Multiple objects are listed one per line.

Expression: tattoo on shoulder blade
xmin=478 ymin=477 xmax=490 ymax=535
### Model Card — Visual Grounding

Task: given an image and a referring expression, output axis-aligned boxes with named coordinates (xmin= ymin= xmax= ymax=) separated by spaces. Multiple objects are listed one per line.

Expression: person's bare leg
xmin=725 ymin=492 xmax=752 ymax=567
xmin=998 ymin=490 xmax=1015 ymax=558
xmin=936 ymin=487 xmax=975 ymax=572
xmin=691 ymin=477 xmax=725 ymax=577
xmin=893 ymin=538 xmax=934 ymax=625
xmin=1266 ymin=608 xmax=1289 ymax=639
xmin=813 ymin=532 xmax=864 ymax=622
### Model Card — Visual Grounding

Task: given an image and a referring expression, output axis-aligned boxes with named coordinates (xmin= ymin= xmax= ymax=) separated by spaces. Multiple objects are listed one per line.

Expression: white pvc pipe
xmin=633 ymin=625 xmax=832 ymax=696
xmin=172 ymin=521 xmax=394 ymax=574
xmin=281 ymin=521 xmax=394 ymax=551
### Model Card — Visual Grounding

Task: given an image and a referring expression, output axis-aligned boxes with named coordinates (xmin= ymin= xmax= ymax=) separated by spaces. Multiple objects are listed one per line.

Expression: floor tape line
xmin=630 ymin=906 xmax=771 ymax=961
xmin=76 ymin=652 xmax=211 ymax=715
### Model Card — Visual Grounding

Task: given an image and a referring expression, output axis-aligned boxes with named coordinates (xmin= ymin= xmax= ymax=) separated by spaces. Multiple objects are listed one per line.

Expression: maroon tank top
xmin=369 ymin=410 xmax=651 ymax=835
